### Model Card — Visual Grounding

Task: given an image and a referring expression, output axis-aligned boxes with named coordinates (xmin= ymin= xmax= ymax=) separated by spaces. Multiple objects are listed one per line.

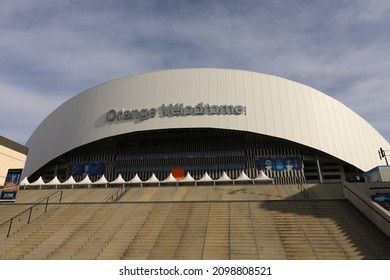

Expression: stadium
xmin=0 ymin=68 xmax=389 ymax=260
xmin=22 ymin=68 xmax=389 ymax=184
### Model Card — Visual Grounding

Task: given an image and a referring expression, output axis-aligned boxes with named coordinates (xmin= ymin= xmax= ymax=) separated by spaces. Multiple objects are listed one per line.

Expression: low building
xmin=0 ymin=135 xmax=28 ymax=185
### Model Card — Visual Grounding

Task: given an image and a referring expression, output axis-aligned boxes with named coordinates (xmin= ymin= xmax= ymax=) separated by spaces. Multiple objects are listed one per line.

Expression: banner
xmin=70 ymin=163 xmax=105 ymax=177
xmin=1 ymin=169 xmax=22 ymax=201
xmin=256 ymin=156 xmax=302 ymax=172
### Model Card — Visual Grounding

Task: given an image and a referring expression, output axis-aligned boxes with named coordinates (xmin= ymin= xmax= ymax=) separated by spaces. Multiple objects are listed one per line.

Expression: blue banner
xmin=256 ymin=156 xmax=302 ymax=171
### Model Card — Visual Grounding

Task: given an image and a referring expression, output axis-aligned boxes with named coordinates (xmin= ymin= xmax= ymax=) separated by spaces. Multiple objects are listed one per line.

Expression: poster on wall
xmin=0 ymin=169 xmax=23 ymax=201
xmin=256 ymin=156 xmax=302 ymax=172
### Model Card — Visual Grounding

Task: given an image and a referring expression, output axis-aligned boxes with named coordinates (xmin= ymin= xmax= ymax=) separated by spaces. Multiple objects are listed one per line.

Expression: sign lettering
xmin=106 ymin=103 xmax=246 ymax=123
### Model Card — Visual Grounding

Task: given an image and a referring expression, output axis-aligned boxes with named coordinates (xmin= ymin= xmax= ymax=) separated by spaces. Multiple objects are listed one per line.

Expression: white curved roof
xmin=23 ymin=68 xmax=389 ymax=177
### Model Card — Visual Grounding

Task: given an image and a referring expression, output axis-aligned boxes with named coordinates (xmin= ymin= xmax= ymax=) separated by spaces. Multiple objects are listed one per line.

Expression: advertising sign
xmin=1 ymin=169 xmax=22 ymax=201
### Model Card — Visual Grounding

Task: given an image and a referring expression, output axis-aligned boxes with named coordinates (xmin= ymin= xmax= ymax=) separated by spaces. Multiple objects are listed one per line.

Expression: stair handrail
xmin=297 ymin=183 xmax=312 ymax=200
xmin=0 ymin=190 xmax=63 ymax=238
xmin=103 ymin=186 xmax=127 ymax=202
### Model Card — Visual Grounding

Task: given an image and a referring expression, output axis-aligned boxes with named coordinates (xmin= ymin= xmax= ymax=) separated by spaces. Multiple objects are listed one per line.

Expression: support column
xmin=54 ymin=164 xmax=59 ymax=177
xmin=315 ymin=156 xmax=323 ymax=183
xmin=339 ymin=164 xmax=346 ymax=182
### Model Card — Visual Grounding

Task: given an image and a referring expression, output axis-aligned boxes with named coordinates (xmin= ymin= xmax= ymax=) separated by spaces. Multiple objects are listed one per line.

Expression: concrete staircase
xmin=0 ymin=198 xmax=389 ymax=260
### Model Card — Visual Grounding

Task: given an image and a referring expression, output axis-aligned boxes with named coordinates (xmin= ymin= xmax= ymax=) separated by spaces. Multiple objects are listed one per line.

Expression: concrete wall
xmin=342 ymin=183 xmax=390 ymax=238
xmin=0 ymin=139 xmax=27 ymax=185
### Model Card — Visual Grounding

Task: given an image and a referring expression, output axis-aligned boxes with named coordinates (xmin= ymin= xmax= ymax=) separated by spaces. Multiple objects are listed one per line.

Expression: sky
xmin=1 ymin=0 xmax=390 ymax=145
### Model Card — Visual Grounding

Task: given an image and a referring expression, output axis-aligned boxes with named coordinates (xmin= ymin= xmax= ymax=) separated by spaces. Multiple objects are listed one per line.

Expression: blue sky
xmin=1 ymin=0 xmax=390 ymax=144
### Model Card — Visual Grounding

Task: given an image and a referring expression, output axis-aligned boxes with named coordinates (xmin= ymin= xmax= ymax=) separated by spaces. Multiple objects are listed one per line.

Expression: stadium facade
xmin=23 ymin=68 xmax=390 ymax=184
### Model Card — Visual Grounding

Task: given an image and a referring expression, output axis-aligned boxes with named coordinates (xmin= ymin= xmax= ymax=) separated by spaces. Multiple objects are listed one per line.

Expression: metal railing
xmin=297 ymin=183 xmax=312 ymax=200
xmin=103 ymin=186 xmax=127 ymax=202
xmin=0 ymin=190 xmax=63 ymax=240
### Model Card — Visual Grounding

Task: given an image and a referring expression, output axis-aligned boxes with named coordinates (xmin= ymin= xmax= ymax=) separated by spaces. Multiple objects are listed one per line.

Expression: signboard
xmin=256 ymin=156 xmax=302 ymax=172
xmin=1 ymin=169 xmax=22 ymax=201
xmin=106 ymin=103 xmax=246 ymax=123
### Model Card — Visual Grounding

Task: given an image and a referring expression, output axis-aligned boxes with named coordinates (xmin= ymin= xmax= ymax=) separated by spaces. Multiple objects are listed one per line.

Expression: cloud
xmin=0 ymin=82 xmax=66 ymax=144
xmin=1 ymin=0 xmax=390 ymax=143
